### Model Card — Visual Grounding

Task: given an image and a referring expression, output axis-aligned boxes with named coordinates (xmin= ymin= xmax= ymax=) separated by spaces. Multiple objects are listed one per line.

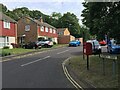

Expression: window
xmin=6 ymin=37 xmax=9 ymax=45
xmin=50 ymin=28 xmax=52 ymax=33
xmin=41 ymin=26 xmax=44 ymax=32
xmin=25 ymin=25 xmax=30 ymax=31
xmin=53 ymin=29 xmax=56 ymax=34
xmin=3 ymin=21 xmax=10 ymax=29
xmin=45 ymin=27 xmax=48 ymax=32
xmin=59 ymin=32 xmax=63 ymax=35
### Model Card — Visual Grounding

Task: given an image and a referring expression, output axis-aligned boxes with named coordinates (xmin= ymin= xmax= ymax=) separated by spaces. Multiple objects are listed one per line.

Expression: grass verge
xmin=0 ymin=44 xmax=68 ymax=56
xmin=67 ymin=55 xmax=118 ymax=88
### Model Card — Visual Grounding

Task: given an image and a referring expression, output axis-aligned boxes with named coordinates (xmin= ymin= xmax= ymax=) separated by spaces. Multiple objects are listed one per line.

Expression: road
xmin=2 ymin=46 xmax=83 ymax=88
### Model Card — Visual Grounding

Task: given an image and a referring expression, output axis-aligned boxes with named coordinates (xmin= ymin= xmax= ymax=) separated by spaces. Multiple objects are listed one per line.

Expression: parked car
xmin=107 ymin=44 xmax=120 ymax=54
xmin=23 ymin=42 xmax=42 ymax=49
xmin=86 ymin=40 xmax=101 ymax=54
xmin=99 ymin=40 xmax=106 ymax=46
xmin=107 ymin=40 xmax=120 ymax=54
xmin=69 ymin=40 xmax=81 ymax=47
xmin=38 ymin=40 xmax=53 ymax=48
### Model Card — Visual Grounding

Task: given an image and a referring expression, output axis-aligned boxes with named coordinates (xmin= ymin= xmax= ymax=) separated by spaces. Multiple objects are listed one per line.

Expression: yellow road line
xmin=62 ymin=57 xmax=84 ymax=90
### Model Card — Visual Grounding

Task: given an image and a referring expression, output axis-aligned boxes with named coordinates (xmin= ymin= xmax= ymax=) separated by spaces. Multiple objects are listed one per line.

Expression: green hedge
xmin=0 ymin=51 xmax=11 ymax=57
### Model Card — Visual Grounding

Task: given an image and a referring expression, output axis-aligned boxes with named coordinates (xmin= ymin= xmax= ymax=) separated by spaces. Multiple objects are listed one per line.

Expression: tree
xmin=12 ymin=7 xmax=30 ymax=20
xmin=57 ymin=12 xmax=81 ymax=38
xmin=1 ymin=4 xmax=82 ymax=38
xmin=80 ymin=26 xmax=90 ymax=41
xmin=0 ymin=4 xmax=8 ymax=13
xmin=51 ymin=12 xmax=62 ymax=20
xmin=29 ymin=10 xmax=43 ymax=19
xmin=81 ymin=2 xmax=120 ymax=41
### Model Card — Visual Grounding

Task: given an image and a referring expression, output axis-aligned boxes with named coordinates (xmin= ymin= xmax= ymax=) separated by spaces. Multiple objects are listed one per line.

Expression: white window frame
xmin=50 ymin=28 xmax=52 ymax=33
xmin=25 ymin=25 xmax=30 ymax=31
xmin=3 ymin=21 xmax=10 ymax=29
xmin=45 ymin=27 xmax=48 ymax=32
xmin=41 ymin=26 xmax=44 ymax=32
xmin=59 ymin=32 xmax=63 ymax=35
xmin=53 ymin=29 xmax=56 ymax=34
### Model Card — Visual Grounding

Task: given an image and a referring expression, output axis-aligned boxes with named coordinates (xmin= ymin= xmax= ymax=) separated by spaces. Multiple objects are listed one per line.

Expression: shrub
xmin=1 ymin=51 xmax=11 ymax=57
xmin=3 ymin=46 xmax=9 ymax=49
xmin=53 ymin=42 xmax=56 ymax=45
xmin=11 ymin=43 xmax=19 ymax=48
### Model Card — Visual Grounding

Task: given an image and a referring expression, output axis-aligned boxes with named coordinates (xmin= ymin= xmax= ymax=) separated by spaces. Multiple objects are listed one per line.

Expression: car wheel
xmin=44 ymin=44 xmax=48 ymax=48
xmin=109 ymin=50 xmax=112 ymax=54
xmin=75 ymin=44 xmax=78 ymax=47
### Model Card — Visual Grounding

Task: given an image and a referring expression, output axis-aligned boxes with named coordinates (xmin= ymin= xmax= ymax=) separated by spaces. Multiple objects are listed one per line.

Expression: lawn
xmin=0 ymin=44 xmax=68 ymax=56
xmin=67 ymin=55 xmax=119 ymax=88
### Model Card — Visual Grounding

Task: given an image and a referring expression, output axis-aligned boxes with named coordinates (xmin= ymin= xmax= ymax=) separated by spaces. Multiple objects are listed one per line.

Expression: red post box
xmin=85 ymin=42 xmax=92 ymax=55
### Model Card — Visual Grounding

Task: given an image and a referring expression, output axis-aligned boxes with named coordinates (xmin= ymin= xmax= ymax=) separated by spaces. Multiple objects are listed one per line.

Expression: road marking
xmin=1 ymin=47 xmax=66 ymax=63
xmin=21 ymin=56 xmax=50 ymax=67
xmin=62 ymin=57 xmax=84 ymax=90
xmin=57 ymin=50 xmax=69 ymax=54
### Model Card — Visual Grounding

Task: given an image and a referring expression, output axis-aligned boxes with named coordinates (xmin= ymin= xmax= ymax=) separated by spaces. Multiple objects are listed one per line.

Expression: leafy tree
xmin=12 ymin=7 xmax=30 ymax=20
xmin=0 ymin=4 xmax=8 ymax=13
xmin=1 ymin=4 xmax=82 ymax=38
xmin=57 ymin=12 xmax=81 ymax=38
xmin=29 ymin=10 xmax=43 ymax=19
xmin=80 ymin=26 xmax=90 ymax=41
xmin=81 ymin=2 xmax=120 ymax=41
xmin=51 ymin=12 xmax=62 ymax=20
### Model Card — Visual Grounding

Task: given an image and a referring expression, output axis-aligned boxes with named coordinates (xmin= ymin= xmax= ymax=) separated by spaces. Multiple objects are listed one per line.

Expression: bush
xmin=11 ymin=43 xmax=19 ymax=48
xmin=3 ymin=46 xmax=9 ymax=49
xmin=53 ymin=42 xmax=56 ymax=45
xmin=1 ymin=51 xmax=11 ymax=57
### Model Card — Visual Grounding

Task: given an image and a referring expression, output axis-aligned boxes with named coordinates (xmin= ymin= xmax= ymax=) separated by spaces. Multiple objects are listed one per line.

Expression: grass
xmin=68 ymin=55 xmax=119 ymax=88
xmin=1 ymin=48 xmax=35 ymax=55
xmin=0 ymin=44 xmax=68 ymax=56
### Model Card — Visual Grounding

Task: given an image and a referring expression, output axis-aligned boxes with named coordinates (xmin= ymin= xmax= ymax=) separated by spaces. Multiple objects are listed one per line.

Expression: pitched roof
xmin=57 ymin=28 xmax=67 ymax=33
xmin=22 ymin=16 xmax=56 ymax=29
xmin=0 ymin=12 xmax=17 ymax=23
xmin=34 ymin=20 xmax=56 ymax=29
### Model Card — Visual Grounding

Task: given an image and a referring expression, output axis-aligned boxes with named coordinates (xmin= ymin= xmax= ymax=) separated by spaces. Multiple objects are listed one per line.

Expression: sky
xmin=1 ymin=0 xmax=85 ymax=25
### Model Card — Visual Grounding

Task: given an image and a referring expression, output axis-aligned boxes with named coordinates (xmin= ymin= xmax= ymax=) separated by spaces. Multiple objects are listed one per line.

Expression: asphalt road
xmin=2 ymin=46 xmax=83 ymax=88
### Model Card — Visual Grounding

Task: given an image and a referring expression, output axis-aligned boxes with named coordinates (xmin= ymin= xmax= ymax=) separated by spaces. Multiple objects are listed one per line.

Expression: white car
xmin=37 ymin=40 xmax=53 ymax=48
xmin=86 ymin=40 xmax=101 ymax=54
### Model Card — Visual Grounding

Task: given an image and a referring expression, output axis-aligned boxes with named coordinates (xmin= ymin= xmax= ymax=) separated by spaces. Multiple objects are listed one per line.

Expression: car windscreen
xmin=93 ymin=41 xmax=99 ymax=45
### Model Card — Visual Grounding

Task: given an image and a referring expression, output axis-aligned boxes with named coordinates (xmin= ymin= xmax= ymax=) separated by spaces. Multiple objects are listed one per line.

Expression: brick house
xmin=17 ymin=16 xmax=58 ymax=46
xmin=57 ymin=28 xmax=75 ymax=44
xmin=0 ymin=12 xmax=17 ymax=48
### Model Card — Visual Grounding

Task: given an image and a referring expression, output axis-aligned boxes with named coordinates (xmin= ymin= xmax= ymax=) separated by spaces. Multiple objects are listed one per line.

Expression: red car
xmin=99 ymin=40 xmax=107 ymax=46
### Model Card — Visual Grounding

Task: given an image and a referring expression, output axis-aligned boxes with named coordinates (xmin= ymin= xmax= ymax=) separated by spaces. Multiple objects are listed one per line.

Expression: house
xmin=57 ymin=28 xmax=70 ymax=36
xmin=17 ymin=16 xmax=58 ymax=46
xmin=57 ymin=28 xmax=75 ymax=44
xmin=0 ymin=12 xmax=17 ymax=48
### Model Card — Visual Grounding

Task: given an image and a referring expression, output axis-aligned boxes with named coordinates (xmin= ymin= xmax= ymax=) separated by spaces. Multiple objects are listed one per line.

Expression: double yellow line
xmin=62 ymin=57 xmax=84 ymax=90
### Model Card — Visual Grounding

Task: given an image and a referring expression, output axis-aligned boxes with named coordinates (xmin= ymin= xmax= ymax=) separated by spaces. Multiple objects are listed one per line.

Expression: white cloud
xmin=1 ymin=0 xmax=84 ymax=3
xmin=1 ymin=1 xmax=84 ymax=25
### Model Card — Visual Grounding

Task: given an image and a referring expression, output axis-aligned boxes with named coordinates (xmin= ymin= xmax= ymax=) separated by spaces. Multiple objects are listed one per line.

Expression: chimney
xmin=39 ymin=16 xmax=43 ymax=23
